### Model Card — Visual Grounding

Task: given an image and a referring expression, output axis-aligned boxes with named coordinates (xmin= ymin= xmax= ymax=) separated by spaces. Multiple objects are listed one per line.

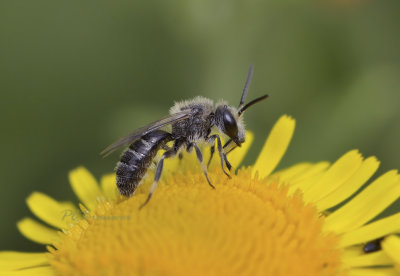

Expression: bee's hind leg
xmin=189 ymin=142 xmax=215 ymax=189
xmin=139 ymin=140 xmax=183 ymax=209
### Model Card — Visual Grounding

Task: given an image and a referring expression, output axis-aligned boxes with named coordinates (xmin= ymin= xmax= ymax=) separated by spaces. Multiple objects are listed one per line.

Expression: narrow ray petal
xmin=0 ymin=266 xmax=55 ymax=276
xmin=26 ymin=192 xmax=78 ymax=229
xmin=347 ymin=268 xmax=399 ymax=276
xmin=339 ymin=213 xmax=400 ymax=248
xmin=287 ymin=162 xmax=330 ymax=196
xmin=382 ymin=235 xmax=400 ymax=264
xmin=100 ymin=173 xmax=118 ymax=201
xmin=303 ymin=150 xmax=363 ymax=203
xmin=253 ymin=115 xmax=295 ymax=178
xmin=17 ymin=218 xmax=59 ymax=245
xmin=316 ymin=156 xmax=379 ymax=211
xmin=271 ymin=162 xmax=313 ymax=183
xmin=324 ymin=170 xmax=400 ymax=234
xmin=0 ymin=252 xmax=48 ymax=271
xmin=341 ymin=245 xmax=364 ymax=259
xmin=69 ymin=167 xmax=103 ymax=210
xmin=290 ymin=162 xmax=330 ymax=184
xmin=342 ymin=251 xmax=392 ymax=267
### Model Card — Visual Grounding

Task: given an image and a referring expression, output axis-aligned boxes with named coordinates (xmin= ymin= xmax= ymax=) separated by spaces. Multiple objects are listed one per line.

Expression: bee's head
xmin=214 ymin=104 xmax=245 ymax=147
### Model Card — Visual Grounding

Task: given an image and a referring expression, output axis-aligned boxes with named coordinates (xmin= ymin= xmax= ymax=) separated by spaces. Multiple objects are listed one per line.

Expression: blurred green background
xmin=1 ymin=0 xmax=399 ymax=251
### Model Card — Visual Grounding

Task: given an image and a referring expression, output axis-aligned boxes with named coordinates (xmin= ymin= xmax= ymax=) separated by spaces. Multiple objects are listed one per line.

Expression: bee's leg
xmin=139 ymin=140 xmax=183 ymax=209
xmin=223 ymin=139 xmax=238 ymax=156
xmin=207 ymin=145 xmax=215 ymax=168
xmin=223 ymin=139 xmax=232 ymax=149
xmin=189 ymin=142 xmax=215 ymax=189
xmin=207 ymin=135 xmax=231 ymax=178
xmin=221 ymin=139 xmax=235 ymax=168
xmin=222 ymin=153 xmax=232 ymax=172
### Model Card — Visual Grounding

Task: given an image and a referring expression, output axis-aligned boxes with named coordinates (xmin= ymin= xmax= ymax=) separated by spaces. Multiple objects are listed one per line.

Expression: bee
xmin=101 ymin=66 xmax=268 ymax=208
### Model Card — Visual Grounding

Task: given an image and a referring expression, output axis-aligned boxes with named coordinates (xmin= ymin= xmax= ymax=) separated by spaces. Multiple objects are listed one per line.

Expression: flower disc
xmin=50 ymin=169 xmax=341 ymax=276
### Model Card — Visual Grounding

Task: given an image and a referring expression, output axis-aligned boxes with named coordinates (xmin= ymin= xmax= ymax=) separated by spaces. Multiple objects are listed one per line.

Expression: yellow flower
xmin=1 ymin=115 xmax=400 ymax=276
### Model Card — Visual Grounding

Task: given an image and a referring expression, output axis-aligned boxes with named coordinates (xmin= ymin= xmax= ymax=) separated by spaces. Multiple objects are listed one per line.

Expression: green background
xmin=1 ymin=0 xmax=399 ymax=251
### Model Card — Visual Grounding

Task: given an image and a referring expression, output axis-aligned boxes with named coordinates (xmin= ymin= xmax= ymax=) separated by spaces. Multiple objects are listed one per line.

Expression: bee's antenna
xmin=238 ymin=94 xmax=269 ymax=116
xmin=238 ymin=65 xmax=254 ymax=108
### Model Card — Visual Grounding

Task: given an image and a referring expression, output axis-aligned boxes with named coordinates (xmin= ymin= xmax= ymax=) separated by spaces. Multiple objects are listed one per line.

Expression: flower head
xmin=1 ymin=115 xmax=400 ymax=275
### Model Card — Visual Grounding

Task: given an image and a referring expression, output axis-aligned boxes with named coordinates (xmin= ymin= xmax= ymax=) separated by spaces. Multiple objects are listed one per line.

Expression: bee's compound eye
xmin=223 ymin=110 xmax=238 ymax=138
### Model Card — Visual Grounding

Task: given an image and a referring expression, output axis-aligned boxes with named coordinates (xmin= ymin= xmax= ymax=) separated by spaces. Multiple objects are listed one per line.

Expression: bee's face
xmin=215 ymin=104 xmax=245 ymax=146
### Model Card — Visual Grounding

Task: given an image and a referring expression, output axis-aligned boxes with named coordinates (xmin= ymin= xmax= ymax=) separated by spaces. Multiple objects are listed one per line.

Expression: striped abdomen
xmin=116 ymin=130 xmax=172 ymax=197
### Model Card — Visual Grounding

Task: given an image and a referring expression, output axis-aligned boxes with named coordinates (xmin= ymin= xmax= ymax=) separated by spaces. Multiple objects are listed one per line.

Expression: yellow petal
xmin=316 ymin=156 xmax=380 ymax=211
xmin=26 ymin=192 xmax=79 ymax=229
xmin=324 ymin=170 xmax=400 ymax=234
xmin=382 ymin=235 xmax=400 ymax=264
xmin=341 ymin=246 xmax=366 ymax=262
xmin=342 ymin=251 xmax=392 ymax=268
xmin=290 ymin=162 xmax=330 ymax=184
xmin=287 ymin=162 xmax=330 ymax=196
xmin=271 ymin=162 xmax=313 ymax=183
xmin=253 ymin=115 xmax=295 ymax=179
xmin=347 ymin=268 xmax=399 ymax=276
xmin=0 ymin=251 xmax=48 ymax=271
xmin=0 ymin=266 xmax=55 ymax=276
xmin=339 ymin=213 xmax=400 ymax=248
xmin=100 ymin=173 xmax=118 ymax=200
xmin=303 ymin=150 xmax=363 ymax=203
xmin=17 ymin=218 xmax=59 ymax=244
xmin=69 ymin=167 xmax=103 ymax=210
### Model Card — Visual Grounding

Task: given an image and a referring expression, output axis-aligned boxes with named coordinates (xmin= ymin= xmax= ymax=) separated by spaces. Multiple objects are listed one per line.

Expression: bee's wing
xmin=101 ymin=110 xmax=191 ymax=157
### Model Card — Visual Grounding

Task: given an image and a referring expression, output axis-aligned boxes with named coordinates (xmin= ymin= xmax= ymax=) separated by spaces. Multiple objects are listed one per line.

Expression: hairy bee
xmin=101 ymin=66 xmax=268 ymax=208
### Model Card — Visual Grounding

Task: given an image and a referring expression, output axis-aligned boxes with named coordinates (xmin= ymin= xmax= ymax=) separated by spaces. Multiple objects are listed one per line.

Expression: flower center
xmin=49 ymin=168 xmax=342 ymax=276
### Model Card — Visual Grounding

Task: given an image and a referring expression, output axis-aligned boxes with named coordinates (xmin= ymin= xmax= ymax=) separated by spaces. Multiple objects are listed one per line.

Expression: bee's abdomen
xmin=116 ymin=130 xmax=172 ymax=197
